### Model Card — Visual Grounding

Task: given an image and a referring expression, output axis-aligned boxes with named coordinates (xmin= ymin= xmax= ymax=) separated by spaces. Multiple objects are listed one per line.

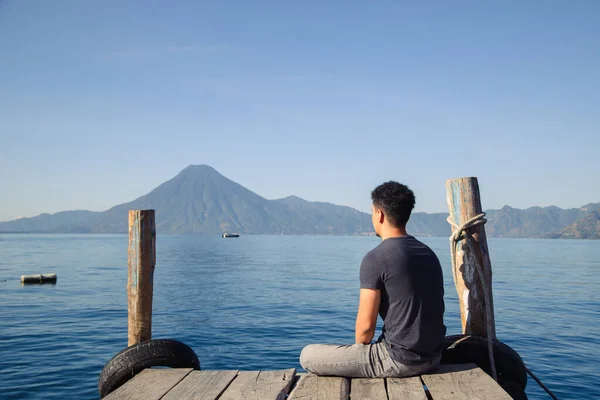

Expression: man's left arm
xmin=355 ymin=288 xmax=381 ymax=344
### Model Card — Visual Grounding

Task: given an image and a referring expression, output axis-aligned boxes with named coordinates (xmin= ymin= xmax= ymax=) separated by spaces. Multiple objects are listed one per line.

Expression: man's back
xmin=300 ymin=181 xmax=446 ymax=378
xmin=360 ymin=235 xmax=446 ymax=365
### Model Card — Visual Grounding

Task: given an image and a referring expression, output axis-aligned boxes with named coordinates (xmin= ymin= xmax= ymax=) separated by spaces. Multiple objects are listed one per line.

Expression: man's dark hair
xmin=371 ymin=181 xmax=416 ymax=227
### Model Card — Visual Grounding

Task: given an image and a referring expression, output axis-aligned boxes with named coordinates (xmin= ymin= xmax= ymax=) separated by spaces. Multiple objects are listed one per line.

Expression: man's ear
xmin=377 ymin=209 xmax=385 ymax=224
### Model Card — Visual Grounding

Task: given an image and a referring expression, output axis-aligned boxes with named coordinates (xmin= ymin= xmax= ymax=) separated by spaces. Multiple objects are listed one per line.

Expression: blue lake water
xmin=0 ymin=234 xmax=598 ymax=399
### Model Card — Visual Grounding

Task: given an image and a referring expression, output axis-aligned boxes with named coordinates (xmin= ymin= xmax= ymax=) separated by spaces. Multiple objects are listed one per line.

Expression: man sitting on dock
xmin=300 ymin=181 xmax=446 ymax=378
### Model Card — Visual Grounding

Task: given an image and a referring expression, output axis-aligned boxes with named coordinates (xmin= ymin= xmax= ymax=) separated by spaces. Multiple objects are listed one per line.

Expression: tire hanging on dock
xmin=500 ymin=380 xmax=529 ymax=400
xmin=441 ymin=335 xmax=528 ymax=391
xmin=98 ymin=339 xmax=200 ymax=398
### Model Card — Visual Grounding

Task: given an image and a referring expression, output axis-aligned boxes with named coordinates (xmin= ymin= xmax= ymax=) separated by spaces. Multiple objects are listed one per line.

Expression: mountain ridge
xmin=0 ymin=165 xmax=598 ymax=238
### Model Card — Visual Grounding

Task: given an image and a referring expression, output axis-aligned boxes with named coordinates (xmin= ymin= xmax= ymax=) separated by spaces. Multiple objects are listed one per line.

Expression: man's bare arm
xmin=355 ymin=288 xmax=381 ymax=344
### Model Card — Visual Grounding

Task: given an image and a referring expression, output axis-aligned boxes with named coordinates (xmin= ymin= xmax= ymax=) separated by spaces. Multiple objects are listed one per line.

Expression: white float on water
xmin=21 ymin=273 xmax=57 ymax=284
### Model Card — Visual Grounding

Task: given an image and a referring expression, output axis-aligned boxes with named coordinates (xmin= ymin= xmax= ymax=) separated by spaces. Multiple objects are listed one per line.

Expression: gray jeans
xmin=299 ymin=340 xmax=441 ymax=378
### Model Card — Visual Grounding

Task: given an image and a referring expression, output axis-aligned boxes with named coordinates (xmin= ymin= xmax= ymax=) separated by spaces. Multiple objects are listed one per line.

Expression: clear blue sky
xmin=1 ymin=1 xmax=599 ymax=222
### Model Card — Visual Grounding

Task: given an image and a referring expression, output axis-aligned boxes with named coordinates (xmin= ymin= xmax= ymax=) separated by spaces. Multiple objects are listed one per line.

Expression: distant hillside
xmin=0 ymin=165 xmax=373 ymax=235
xmin=0 ymin=210 xmax=100 ymax=233
xmin=0 ymin=165 xmax=597 ymax=239
xmin=272 ymin=195 xmax=373 ymax=234
xmin=406 ymin=212 xmax=449 ymax=237
xmin=485 ymin=205 xmax=588 ymax=238
xmin=89 ymin=165 xmax=300 ymax=234
xmin=547 ymin=211 xmax=600 ymax=239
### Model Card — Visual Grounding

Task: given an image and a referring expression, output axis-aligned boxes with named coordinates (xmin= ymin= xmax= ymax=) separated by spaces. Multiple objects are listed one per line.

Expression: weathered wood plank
xmin=161 ymin=370 xmax=238 ymax=400
xmin=103 ymin=368 xmax=192 ymax=400
xmin=351 ymin=378 xmax=386 ymax=400
xmin=432 ymin=363 xmax=478 ymax=374
xmin=422 ymin=364 xmax=511 ymax=400
xmin=219 ymin=369 xmax=296 ymax=400
xmin=290 ymin=372 xmax=305 ymax=393
xmin=386 ymin=376 xmax=427 ymax=400
xmin=287 ymin=375 xmax=349 ymax=400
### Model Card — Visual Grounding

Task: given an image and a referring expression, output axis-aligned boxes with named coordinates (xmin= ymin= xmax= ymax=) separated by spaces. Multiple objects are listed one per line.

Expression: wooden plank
xmin=103 ymin=368 xmax=192 ymax=400
xmin=290 ymin=372 xmax=305 ymax=393
xmin=446 ymin=177 xmax=496 ymax=337
xmin=432 ymin=363 xmax=478 ymax=374
xmin=288 ymin=375 xmax=349 ymax=400
xmin=219 ymin=369 xmax=296 ymax=400
xmin=128 ymin=209 xmax=156 ymax=346
xmin=386 ymin=376 xmax=427 ymax=400
xmin=351 ymin=378 xmax=386 ymax=400
xmin=422 ymin=364 xmax=511 ymax=400
xmin=161 ymin=370 xmax=239 ymax=400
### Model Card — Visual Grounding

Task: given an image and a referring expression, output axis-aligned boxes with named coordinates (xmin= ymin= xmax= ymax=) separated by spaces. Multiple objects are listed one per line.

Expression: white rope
xmin=447 ymin=212 xmax=497 ymax=382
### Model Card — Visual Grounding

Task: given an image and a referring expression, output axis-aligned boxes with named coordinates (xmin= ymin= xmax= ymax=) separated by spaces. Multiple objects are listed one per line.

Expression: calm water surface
xmin=0 ymin=234 xmax=598 ymax=399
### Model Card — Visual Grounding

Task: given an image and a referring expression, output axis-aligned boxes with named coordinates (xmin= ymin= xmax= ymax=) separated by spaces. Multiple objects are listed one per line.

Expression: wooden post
xmin=446 ymin=177 xmax=496 ymax=338
xmin=128 ymin=209 xmax=156 ymax=346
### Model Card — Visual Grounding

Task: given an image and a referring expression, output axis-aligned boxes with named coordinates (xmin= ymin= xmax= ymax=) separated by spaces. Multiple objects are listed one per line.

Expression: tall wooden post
xmin=446 ymin=177 xmax=496 ymax=338
xmin=128 ymin=209 xmax=156 ymax=346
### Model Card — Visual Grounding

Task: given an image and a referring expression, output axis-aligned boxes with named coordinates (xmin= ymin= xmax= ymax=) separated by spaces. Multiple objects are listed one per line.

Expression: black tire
xmin=501 ymin=381 xmax=528 ymax=400
xmin=98 ymin=339 xmax=200 ymax=398
xmin=441 ymin=335 xmax=527 ymax=390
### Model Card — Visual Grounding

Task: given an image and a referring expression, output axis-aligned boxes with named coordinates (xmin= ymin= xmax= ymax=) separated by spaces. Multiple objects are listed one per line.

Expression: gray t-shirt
xmin=360 ymin=236 xmax=446 ymax=365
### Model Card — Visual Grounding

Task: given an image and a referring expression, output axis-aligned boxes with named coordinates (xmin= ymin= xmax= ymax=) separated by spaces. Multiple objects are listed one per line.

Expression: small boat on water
xmin=222 ymin=232 xmax=240 ymax=238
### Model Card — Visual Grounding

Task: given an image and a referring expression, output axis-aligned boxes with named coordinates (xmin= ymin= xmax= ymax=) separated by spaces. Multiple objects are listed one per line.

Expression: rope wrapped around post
xmin=447 ymin=212 xmax=498 ymax=382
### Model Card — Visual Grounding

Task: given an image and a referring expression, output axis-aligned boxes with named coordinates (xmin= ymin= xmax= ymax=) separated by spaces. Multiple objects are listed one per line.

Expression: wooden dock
xmin=103 ymin=363 xmax=512 ymax=400
xmin=106 ymin=181 xmax=526 ymax=400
